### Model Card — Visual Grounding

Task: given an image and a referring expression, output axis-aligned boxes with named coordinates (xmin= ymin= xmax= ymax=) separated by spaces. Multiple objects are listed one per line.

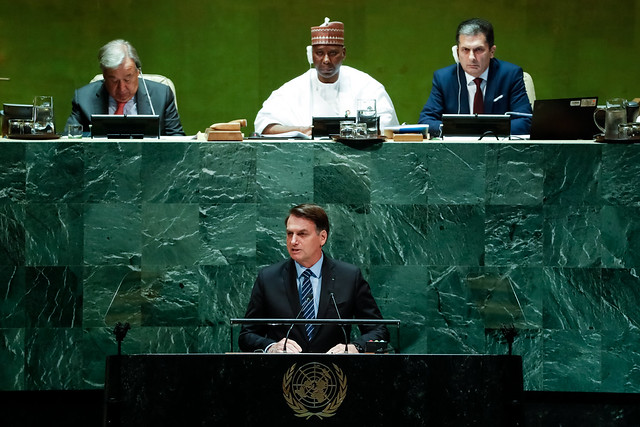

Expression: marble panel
xmin=199 ymin=203 xmax=257 ymax=266
xmin=198 ymin=264 xmax=255 ymax=324
xmin=255 ymin=142 xmax=313 ymax=203
xmin=83 ymin=265 xmax=142 ymax=327
xmin=543 ymin=144 xmax=601 ymax=206
xmin=141 ymin=142 xmax=199 ymax=203
xmin=543 ymin=205 xmax=602 ymax=268
xmin=370 ymin=143 xmax=428 ymax=204
xmin=255 ymin=202 xmax=291 ymax=268
xmin=24 ymin=266 xmax=82 ymax=328
xmin=25 ymin=141 xmax=84 ymax=203
xmin=322 ymin=203 xmax=370 ymax=268
xmin=543 ymin=268 xmax=602 ymax=330
xmin=0 ymin=142 xmax=26 ymax=203
xmin=542 ymin=329 xmax=601 ymax=391
xmin=24 ymin=327 xmax=84 ymax=390
xmin=83 ymin=203 xmax=141 ymax=266
xmin=0 ymin=266 xmax=25 ymax=327
xmin=314 ymin=143 xmax=371 ymax=204
xmin=0 ymin=328 xmax=25 ymax=390
xmin=141 ymin=203 xmax=200 ymax=266
xmin=485 ymin=205 xmax=544 ymax=267
xmin=426 ymin=204 xmax=485 ymax=266
xmin=426 ymin=143 xmax=485 ymax=205
xmin=199 ymin=142 xmax=258 ymax=203
xmin=117 ymin=326 xmax=199 ymax=355
xmin=25 ymin=203 xmax=84 ymax=266
xmin=83 ymin=142 xmax=142 ymax=203
xmin=600 ymin=144 xmax=640 ymax=206
xmin=600 ymin=268 xmax=640 ymax=331
xmin=138 ymin=266 xmax=200 ymax=326
xmin=369 ymin=265 xmax=430 ymax=352
xmin=0 ymin=203 xmax=25 ymax=266
xmin=600 ymin=205 xmax=640 ymax=268
xmin=601 ymin=328 xmax=640 ymax=393
xmin=485 ymin=143 xmax=544 ymax=206
xmin=368 ymin=204 xmax=430 ymax=266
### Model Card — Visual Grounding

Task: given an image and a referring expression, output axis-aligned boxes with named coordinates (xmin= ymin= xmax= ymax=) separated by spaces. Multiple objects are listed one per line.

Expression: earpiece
xmin=306 ymin=45 xmax=313 ymax=66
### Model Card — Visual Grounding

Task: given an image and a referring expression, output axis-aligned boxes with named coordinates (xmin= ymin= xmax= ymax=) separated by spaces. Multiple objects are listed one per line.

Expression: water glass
xmin=33 ymin=95 xmax=55 ymax=134
xmin=68 ymin=124 xmax=83 ymax=139
xmin=339 ymin=120 xmax=355 ymax=138
xmin=356 ymin=99 xmax=377 ymax=137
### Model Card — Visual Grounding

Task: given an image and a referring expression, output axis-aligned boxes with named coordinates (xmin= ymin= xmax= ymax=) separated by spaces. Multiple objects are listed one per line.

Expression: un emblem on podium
xmin=282 ymin=362 xmax=348 ymax=419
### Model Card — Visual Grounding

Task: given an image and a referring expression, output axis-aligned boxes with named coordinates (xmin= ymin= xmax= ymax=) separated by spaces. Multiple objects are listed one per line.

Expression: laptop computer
xmin=91 ymin=114 xmax=160 ymax=139
xmin=442 ymin=114 xmax=511 ymax=138
xmin=312 ymin=116 xmax=358 ymax=139
xmin=530 ymin=97 xmax=599 ymax=140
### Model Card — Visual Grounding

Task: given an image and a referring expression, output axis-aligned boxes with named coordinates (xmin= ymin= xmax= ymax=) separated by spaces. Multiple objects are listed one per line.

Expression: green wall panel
xmin=1 ymin=0 xmax=639 ymax=134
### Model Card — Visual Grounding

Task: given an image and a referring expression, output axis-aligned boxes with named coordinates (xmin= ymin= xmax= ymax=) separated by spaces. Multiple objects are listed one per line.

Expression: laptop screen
xmin=530 ymin=97 xmax=599 ymax=140
xmin=312 ymin=116 xmax=358 ymax=139
xmin=442 ymin=114 xmax=511 ymax=138
xmin=91 ymin=114 xmax=160 ymax=139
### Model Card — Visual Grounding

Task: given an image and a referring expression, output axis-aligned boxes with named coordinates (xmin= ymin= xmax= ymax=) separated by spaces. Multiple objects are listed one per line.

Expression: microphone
xmin=138 ymin=68 xmax=157 ymax=116
xmin=283 ymin=293 xmax=312 ymax=352
xmin=505 ymin=111 xmax=533 ymax=118
xmin=330 ymin=292 xmax=349 ymax=353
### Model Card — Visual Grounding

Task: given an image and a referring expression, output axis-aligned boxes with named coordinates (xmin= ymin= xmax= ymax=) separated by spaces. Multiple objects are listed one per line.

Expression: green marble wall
xmin=1 ymin=140 xmax=640 ymax=393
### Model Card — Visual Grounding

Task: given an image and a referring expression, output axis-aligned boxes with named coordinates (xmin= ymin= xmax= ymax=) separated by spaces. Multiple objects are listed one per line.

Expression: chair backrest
xmin=522 ymin=71 xmax=536 ymax=109
xmin=90 ymin=73 xmax=178 ymax=111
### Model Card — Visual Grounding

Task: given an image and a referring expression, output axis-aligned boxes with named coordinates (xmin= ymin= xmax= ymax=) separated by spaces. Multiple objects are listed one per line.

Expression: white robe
xmin=254 ymin=65 xmax=399 ymax=134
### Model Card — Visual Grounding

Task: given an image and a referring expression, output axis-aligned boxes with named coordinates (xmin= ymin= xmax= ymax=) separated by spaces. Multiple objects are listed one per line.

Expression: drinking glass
xmin=356 ymin=99 xmax=377 ymax=137
xmin=33 ymin=95 xmax=55 ymax=134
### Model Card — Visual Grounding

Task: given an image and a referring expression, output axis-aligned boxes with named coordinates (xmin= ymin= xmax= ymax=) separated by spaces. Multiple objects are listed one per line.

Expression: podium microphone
xmin=330 ymin=293 xmax=349 ymax=353
xmin=138 ymin=68 xmax=157 ymax=116
xmin=284 ymin=294 xmax=312 ymax=352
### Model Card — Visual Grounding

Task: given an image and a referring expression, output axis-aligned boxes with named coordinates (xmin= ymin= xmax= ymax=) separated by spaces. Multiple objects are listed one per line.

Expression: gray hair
xmin=98 ymin=39 xmax=142 ymax=71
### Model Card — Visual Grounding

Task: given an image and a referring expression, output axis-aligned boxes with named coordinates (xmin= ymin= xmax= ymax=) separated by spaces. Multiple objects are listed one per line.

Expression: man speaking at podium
xmin=238 ymin=204 xmax=389 ymax=353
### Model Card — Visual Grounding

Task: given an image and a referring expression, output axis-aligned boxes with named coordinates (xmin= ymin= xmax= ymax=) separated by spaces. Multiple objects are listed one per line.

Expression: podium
xmin=104 ymin=354 xmax=523 ymax=426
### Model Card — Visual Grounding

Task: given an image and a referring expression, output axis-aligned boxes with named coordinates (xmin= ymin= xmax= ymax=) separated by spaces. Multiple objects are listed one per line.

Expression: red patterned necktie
xmin=473 ymin=78 xmax=484 ymax=114
xmin=115 ymin=102 xmax=126 ymax=115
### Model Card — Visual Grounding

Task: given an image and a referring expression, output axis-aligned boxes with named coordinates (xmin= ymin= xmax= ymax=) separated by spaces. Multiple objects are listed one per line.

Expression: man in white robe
xmin=254 ymin=18 xmax=399 ymax=137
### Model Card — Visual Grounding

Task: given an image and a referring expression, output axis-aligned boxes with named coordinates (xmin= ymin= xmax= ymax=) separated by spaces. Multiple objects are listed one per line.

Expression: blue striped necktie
xmin=300 ymin=269 xmax=315 ymax=340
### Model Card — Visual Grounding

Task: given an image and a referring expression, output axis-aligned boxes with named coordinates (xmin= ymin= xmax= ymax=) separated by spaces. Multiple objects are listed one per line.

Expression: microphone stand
xmin=330 ymin=293 xmax=349 ymax=353
xmin=138 ymin=69 xmax=156 ymax=116
xmin=283 ymin=294 xmax=312 ymax=352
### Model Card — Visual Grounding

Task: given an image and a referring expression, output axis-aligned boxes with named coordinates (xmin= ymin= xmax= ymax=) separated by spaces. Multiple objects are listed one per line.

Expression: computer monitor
xmin=91 ymin=114 xmax=160 ymax=139
xmin=312 ymin=116 xmax=358 ymax=139
xmin=442 ymin=114 xmax=511 ymax=139
xmin=529 ymin=97 xmax=599 ymax=140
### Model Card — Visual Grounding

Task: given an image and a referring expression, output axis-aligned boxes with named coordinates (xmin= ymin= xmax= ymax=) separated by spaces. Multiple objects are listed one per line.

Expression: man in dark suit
xmin=65 ymin=39 xmax=184 ymax=136
xmin=419 ymin=18 xmax=532 ymax=137
xmin=238 ymin=204 xmax=389 ymax=354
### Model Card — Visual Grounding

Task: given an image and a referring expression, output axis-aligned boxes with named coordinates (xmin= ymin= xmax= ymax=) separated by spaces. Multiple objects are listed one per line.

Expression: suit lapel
xmin=484 ymin=59 xmax=499 ymax=113
xmin=136 ymin=79 xmax=153 ymax=115
xmin=94 ymin=83 xmax=109 ymax=114
xmin=317 ymin=255 xmax=335 ymax=320
xmin=454 ymin=65 xmax=471 ymax=114
xmin=283 ymin=259 xmax=301 ymax=315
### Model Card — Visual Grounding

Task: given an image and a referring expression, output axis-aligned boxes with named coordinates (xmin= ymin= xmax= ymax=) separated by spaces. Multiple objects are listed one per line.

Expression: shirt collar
xmin=464 ymin=67 xmax=490 ymax=86
xmin=295 ymin=253 xmax=324 ymax=279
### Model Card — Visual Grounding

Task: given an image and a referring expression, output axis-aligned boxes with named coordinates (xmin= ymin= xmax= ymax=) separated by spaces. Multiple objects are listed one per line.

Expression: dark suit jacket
xmin=64 ymin=79 xmax=185 ymax=136
xmin=238 ymin=255 xmax=389 ymax=353
xmin=419 ymin=58 xmax=532 ymax=136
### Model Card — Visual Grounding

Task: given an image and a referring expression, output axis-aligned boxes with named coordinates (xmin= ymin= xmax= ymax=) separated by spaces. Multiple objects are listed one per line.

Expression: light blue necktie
xmin=300 ymin=269 xmax=315 ymax=340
